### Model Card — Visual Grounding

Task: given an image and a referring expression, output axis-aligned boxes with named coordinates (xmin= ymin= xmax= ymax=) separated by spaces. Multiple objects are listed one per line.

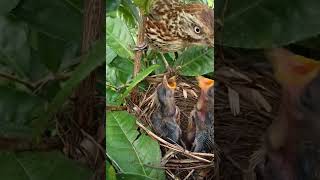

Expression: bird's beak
xmin=163 ymin=75 xmax=177 ymax=90
xmin=197 ymin=76 xmax=214 ymax=93
xmin=196 ymin=76 xmax=214 ymax=115
xmin=266 ymin=48 xmax=320 ymax=149
xmin=265 ymin=48 xmax=320 ymax=90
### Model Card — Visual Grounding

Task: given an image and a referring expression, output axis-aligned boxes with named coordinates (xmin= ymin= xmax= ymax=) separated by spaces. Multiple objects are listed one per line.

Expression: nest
xmin=127 ymin=48 xmax=281 ymax=180
xmin=128 ymin=73 xmax=216 ymax=180
xmin=214 ymin=48 xmax=281 ymax=180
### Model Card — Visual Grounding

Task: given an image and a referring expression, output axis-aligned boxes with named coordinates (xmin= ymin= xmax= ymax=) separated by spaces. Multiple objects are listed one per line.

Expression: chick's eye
xmin=194 ymin=26 xmax=201 ymax=34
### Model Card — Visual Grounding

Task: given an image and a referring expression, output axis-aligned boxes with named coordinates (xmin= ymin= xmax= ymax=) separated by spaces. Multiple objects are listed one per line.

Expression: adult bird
xmin=256 ymin=48 xmax=320 ymax=180
xmin=137 ymin=0 xmax=214 ymax=69
xmin=151 ymin=75 xmax=182 ymax=144
xmin=187 ymin=76 xmax=214 ymax=152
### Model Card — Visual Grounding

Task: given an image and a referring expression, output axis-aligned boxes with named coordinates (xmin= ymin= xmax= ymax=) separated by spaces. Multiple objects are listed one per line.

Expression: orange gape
xmin=187 ymin=76 xmax=214 ymax=152
xmin=258 ymin=48 xmax=320 ymax=180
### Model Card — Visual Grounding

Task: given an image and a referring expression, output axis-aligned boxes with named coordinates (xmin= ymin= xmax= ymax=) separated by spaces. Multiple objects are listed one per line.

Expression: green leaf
xmin=12 ymin=0 xmax=82 ymax=42
xmin=0 ymin=16 xmax=31 ymax=79
xmin=121 ymin=64 xmax=159 ymax=100
xmin=106 ymin=45 xmax=117 ymax=65
xmin=0 ymin=86 xmax=43 ymax=138
xmin=107 ymin=0 xmax=121 ymax=14
xmin=117 ymin=173 xmax=157 ymax=180
xmin=34 ymin=40 xmax=105 ymax=137
xmin=106 ymin=87 xmax=123 ymax=106
xmin=0 ymin=0 xmax=20 ymax=15
xmin=106 ymin=16 xmax=135 ymax=59
xmin=107 ymin=160 xmax=117 ymax=180
xmin=119 ymin=0 xmax=140 ymax=26
xmin=107 ymin=56 xmax=133 ymax=87
xmin=37 ymin=33 xmax=66 ymax=72
xmin=215 ymin=0 xmax=320 ymax=48
xmin=175 ymin=47 xmax=214 ymax=76
xmin=106 ymin=111 xmax=165 ymax=180
xmin=0 ymin=151 xmax=92 ymax=180
xmin=133 ymin=0 xmax=152 ymax=14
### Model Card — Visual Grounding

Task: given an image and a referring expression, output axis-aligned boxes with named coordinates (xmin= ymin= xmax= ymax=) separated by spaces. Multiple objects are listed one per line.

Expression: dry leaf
xmin=216 ymin=67 xmax=252 ymax=82
xmin=228 ymin=87 xmax=240 ymax=115
xmin=189 ymin=89 xmax=198 ymax=98
xmin=182 ymin=88 xmax=188 ymax=99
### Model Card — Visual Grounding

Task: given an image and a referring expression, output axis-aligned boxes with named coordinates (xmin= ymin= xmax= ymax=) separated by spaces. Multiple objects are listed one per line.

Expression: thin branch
xmin=136 ymin=120 xmax=214 ymax=163
xmin=0 ymin=72 xmax=34 ymax=89
xmin=133 ymin=16 xmax=146 ymax=77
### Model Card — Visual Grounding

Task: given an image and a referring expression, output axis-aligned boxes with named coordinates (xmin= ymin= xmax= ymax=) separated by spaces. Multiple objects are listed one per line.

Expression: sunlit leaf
xmin=106 ymin=111 xmax=165 ymax=180
xmin=175 ymin=47 xmax=214 ymax=76
xmin=107 ymin=16 xmax=135 ymax=59
xmin=121 ymin=64 xmax=159 ymax=100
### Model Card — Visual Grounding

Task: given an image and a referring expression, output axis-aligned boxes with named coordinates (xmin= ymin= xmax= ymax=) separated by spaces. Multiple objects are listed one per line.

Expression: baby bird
xmin=151 ymin=76 xmax=181 ymax=143
xmin=188 ymin=76 xmax=214 ymax=152
xmin=256 ymin=48 xmax=320 ymax=180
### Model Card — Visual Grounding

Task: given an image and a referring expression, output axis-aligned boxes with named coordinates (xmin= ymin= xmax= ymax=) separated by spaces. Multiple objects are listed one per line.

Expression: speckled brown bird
xmin=151 ymin=75 xmax=181 ymax=143
xmin=145 ymin=0 xmax=214 ymax=53
xmin=187 ymin=76 xmax=214 ymax=152
xmin=256 ymin=48 xmax=320 ymax=180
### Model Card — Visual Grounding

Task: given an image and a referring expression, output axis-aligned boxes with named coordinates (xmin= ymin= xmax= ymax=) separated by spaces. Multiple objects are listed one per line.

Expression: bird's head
xmin=195 ymin=76 xmax=214 ymax=122
xmin=180 ymin=4 xmax=214 ymax=47
xmin=157 ymin=75 xmax=177 ymax=107
xmin=260 ymin=48 xmax=320 ymax=180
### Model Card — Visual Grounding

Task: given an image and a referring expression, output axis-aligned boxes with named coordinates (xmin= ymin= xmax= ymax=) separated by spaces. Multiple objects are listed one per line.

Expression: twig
xmin=183 ymin=169 xmax=195 ymax=180
xmin=136 ymin=120 xmax=213 ymax=163
xmin=81 ymin=129 xmax=105 ymax=154
xmin=0 ymin=72 xmax=34 ymax=89
xmin=165 ymin=164 xmax=213 ymax=170
xmin=106 ymin=105 xmax=127 ymax=111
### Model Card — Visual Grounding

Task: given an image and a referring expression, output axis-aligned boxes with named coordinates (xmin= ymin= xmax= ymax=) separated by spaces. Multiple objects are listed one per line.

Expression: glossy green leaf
xmin=175 ymin=47 xmax=214 ymax=76
xmin=107 ymin=56 xmax=133 ymax=87
xmin=34 ymin=40 xmax=105 ymax=137
xmin=106 ymin=45 xmax=117 ymax=65
xmin=120 ymin=0 xmax=139 ymax=25
xmin=106 ymin=111 xmax=165 ymax=180
xmin=0 ymin=151 xmax=92 ymax=180
xmin=0 ymin=0 xmax=20 ymax=15
xmin=106 ymin=87 xmax=122 ymax=106
xmin=215 ymin=0 xmax=320 ymax=48
xmin=121 ymin=64 xmax=159 ymax=100
xmin=106 ymin=16 xmax=135 ymax=59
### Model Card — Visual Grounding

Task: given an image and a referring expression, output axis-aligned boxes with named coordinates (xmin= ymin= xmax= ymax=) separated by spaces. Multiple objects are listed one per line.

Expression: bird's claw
xmin=132 ymin=42 xmax=148 ymax=51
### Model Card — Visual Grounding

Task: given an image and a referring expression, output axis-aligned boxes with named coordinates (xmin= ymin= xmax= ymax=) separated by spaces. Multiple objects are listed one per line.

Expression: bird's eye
xmin=194 ymin=26 xmax=201 ymax=34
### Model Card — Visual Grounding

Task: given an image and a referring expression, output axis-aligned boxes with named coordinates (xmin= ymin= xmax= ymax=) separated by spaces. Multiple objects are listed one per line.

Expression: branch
xmin=133 ymin=16 xmax=146 ymax=77
xmin=0 ymin=72 xmax=34 ymax=89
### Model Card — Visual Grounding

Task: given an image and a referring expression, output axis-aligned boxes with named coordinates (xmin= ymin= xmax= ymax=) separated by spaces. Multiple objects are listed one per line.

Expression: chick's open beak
xmin=163 ymin=75 xmax=177 ymax=90
xmin=266 ymin=48 xmax=320 ymax=89
xmin=196 ymin=76 xmax=214 ymax=111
